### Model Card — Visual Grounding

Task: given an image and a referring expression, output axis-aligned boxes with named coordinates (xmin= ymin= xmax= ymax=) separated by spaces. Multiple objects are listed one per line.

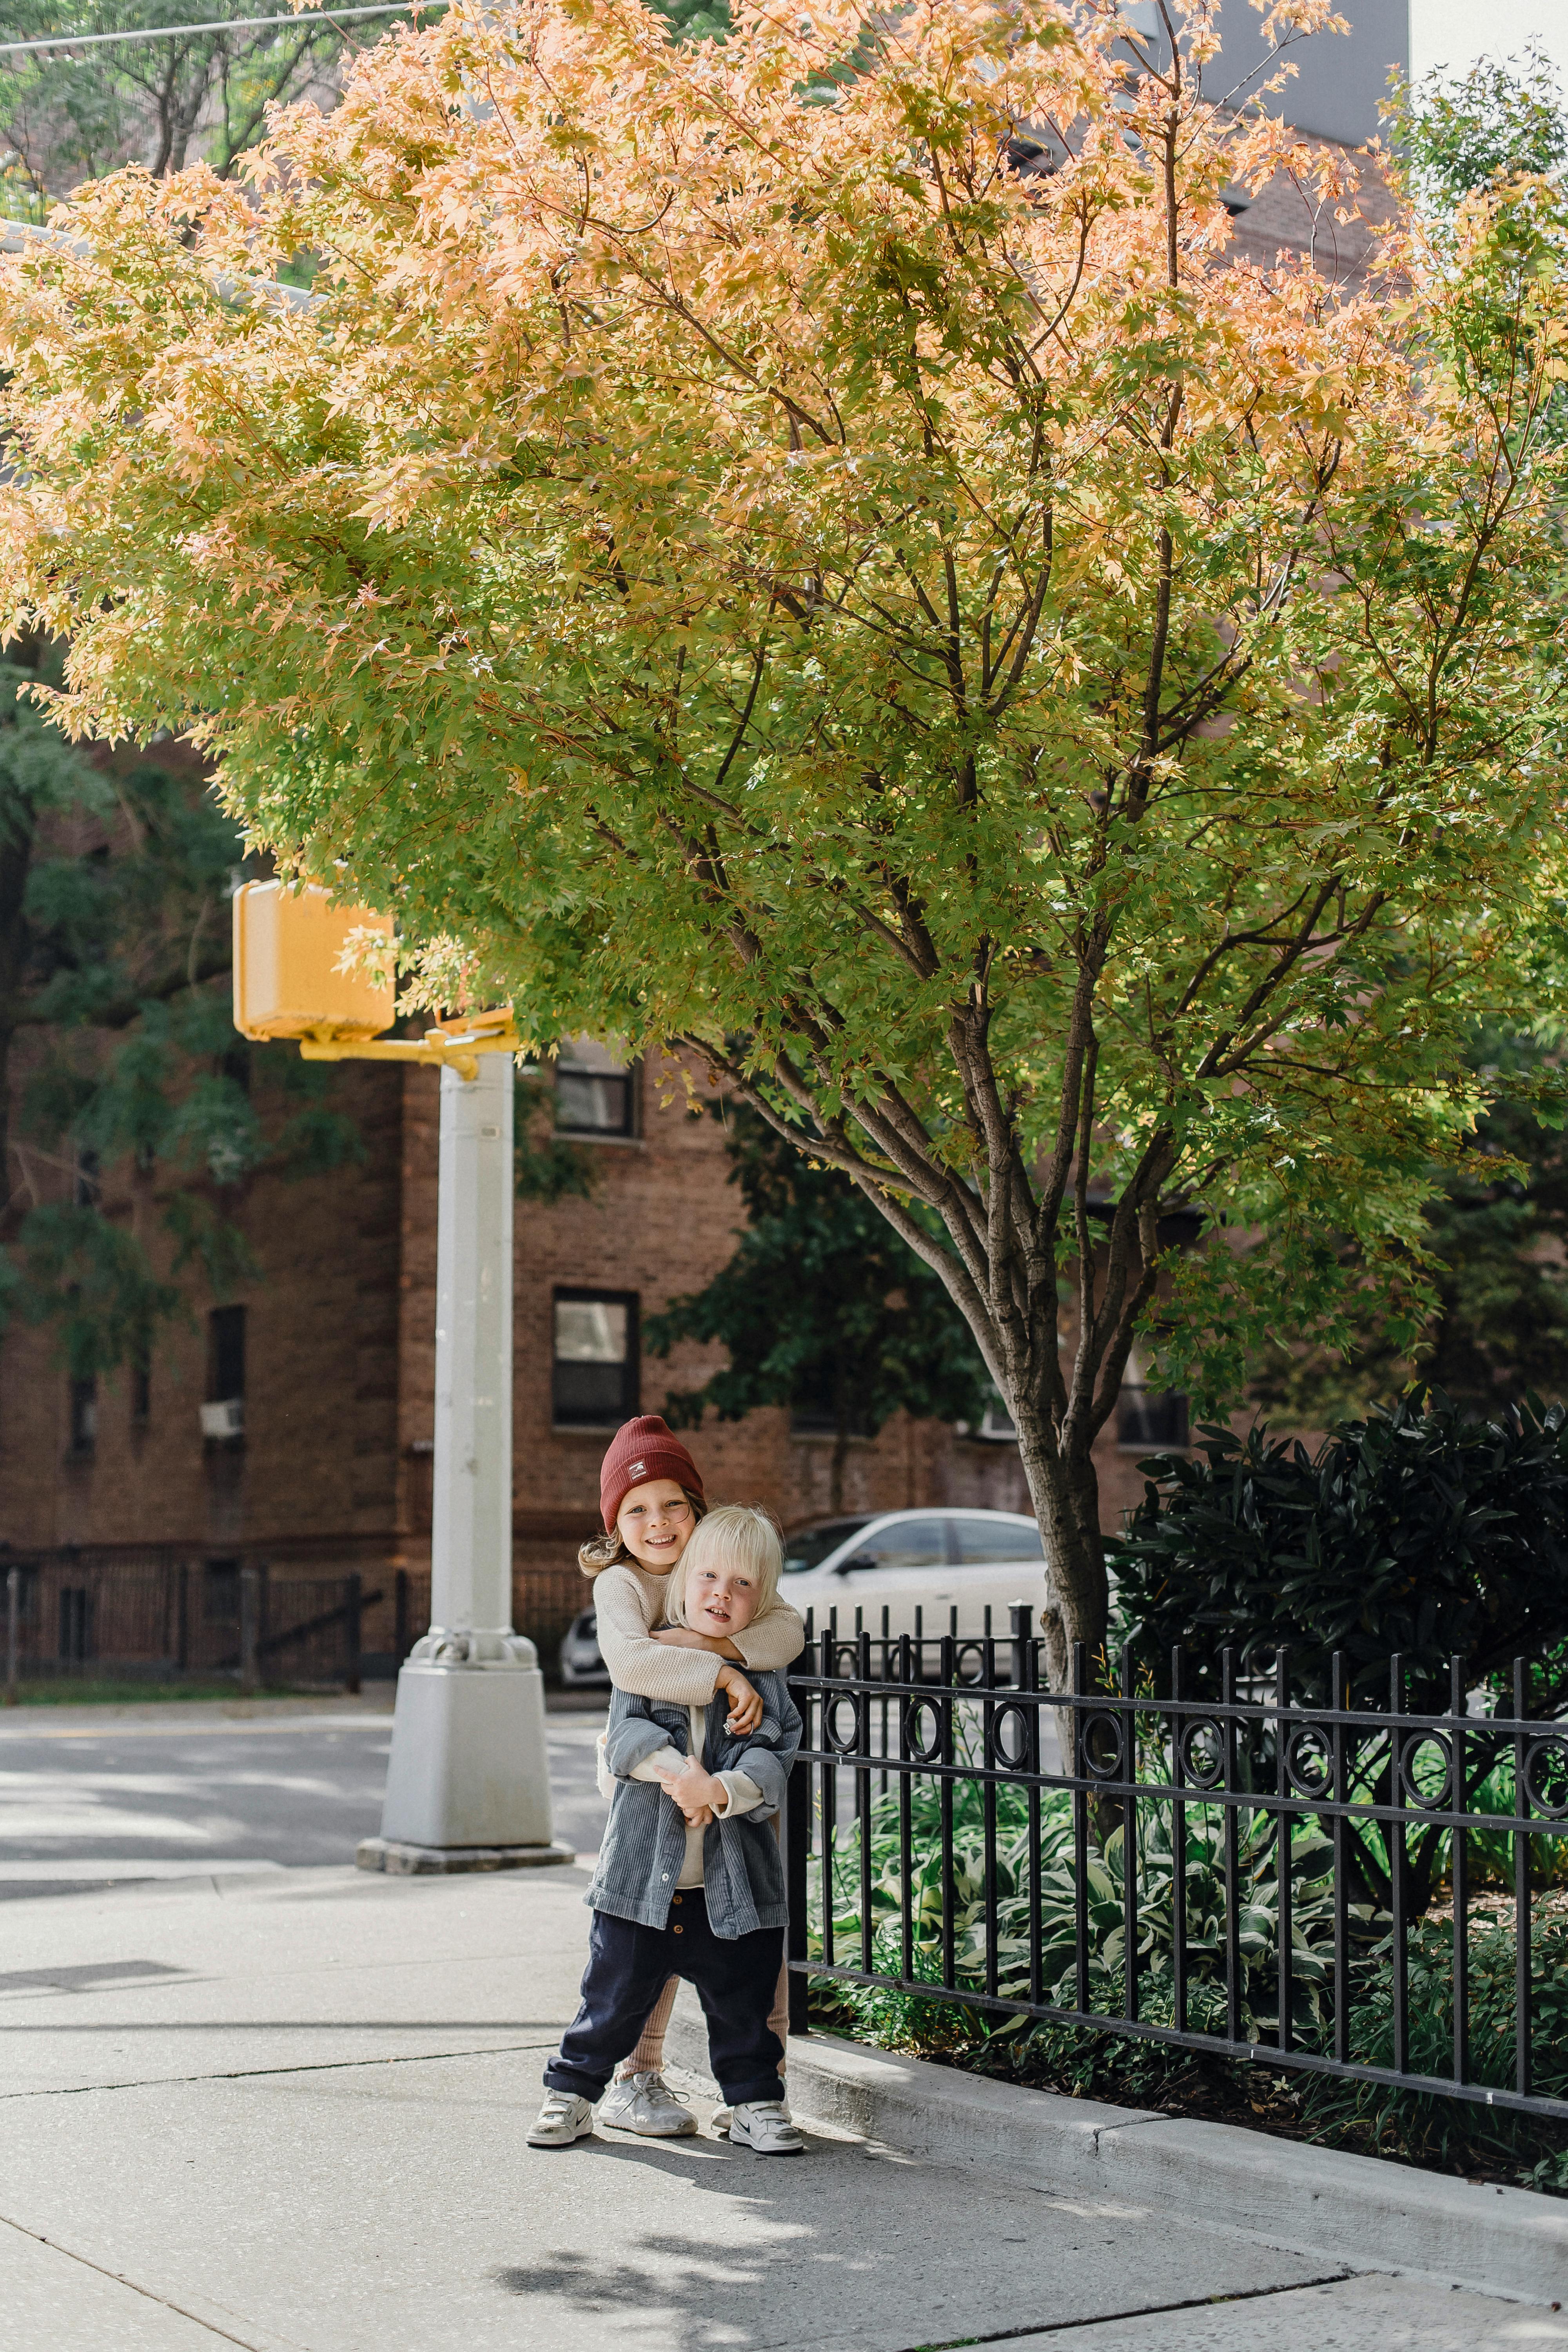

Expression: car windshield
xmin=783 ymin=1518 xmax=871 ymax=1573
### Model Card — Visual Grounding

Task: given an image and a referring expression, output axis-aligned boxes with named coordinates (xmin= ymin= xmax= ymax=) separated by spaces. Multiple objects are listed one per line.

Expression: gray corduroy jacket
xmin=586 ymin=1673 xmax=801 ymax=1939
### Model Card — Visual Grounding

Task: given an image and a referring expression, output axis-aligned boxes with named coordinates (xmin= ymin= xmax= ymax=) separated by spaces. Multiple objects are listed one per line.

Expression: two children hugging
xmin=530 ymin=1417 xmax=808 ymax=2156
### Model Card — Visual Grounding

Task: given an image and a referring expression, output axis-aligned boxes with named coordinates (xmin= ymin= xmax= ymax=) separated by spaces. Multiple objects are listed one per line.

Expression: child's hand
xmin=715 ymin=1664 xmax=763 ymax=1735
xmin=656 ymin=1756 xmax=726 ymax=1820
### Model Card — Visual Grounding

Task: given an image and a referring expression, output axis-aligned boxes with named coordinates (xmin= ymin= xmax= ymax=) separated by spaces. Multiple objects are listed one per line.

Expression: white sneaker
xmin=527 ymin=2089 xmax=594 ymax=2149
xmin=712 ymin=2086 xmax=786 ymax=2137
xmin=728 ymin=2100 xmax=804 ymax=2155
xmin=598 ymin=2072 xmax=698 ymax=2137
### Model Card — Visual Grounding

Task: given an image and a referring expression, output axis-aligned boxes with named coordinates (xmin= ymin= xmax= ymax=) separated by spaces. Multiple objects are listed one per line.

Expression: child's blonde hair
xmin=662 ymin=1503 xmax=783 ymax=1628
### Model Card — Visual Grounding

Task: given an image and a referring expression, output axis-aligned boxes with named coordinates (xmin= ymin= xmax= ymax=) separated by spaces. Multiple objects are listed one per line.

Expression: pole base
xmin=378 ymin=1658 xmax=556 ymax=1848
xmin=356 ymin=1836 xmax=576 ymax=1875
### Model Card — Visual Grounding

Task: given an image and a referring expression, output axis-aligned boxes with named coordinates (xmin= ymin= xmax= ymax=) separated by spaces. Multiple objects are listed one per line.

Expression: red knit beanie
xmin=599 ymin=1415 xmax=705 ymax=1531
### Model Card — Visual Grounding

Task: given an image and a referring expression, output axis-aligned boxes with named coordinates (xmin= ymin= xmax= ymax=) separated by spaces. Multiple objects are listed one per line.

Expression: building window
xmin=131 ymin=1346 xmax=151 ymax=1427
xmin=67 ymin=1376 xmax=97 ymax=1456
xmin=1117 ymin=1387 xmax=1189 ymax=1450
xmin=554 ymin=1038 xmax=637 ymax=1138
xmin=201 ymin=1305 xmax=247 ymax=1441
xmin=553 ymin=1290 xmax=638 ymax=1427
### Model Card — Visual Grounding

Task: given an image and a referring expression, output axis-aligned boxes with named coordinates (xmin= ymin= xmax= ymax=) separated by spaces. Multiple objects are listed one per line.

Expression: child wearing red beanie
xmin=574 ymin=1416 xmax=804 ymax=2140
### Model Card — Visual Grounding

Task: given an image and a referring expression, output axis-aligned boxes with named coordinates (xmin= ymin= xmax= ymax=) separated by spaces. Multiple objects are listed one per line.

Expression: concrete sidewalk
xmin=0 ymin=1863 xmax=1559 ymax=2352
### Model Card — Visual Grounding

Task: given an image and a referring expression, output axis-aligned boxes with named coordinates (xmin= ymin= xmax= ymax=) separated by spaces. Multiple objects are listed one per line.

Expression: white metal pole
xmin=367 ymin=1052 xmax=569 ymax=1866
xmin=429 ymin=1054 xmax=514 ymax=1645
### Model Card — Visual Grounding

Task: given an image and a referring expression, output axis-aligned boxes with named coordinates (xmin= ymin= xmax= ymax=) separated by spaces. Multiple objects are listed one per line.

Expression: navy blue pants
xmin=545 ymin=1893 xmax=785 ymax=2109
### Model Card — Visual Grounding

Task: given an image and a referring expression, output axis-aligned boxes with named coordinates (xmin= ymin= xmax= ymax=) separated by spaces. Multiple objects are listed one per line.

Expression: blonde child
xmin=577 ymin=1416 xmax=802 ymax=2137
xmin=531 ymin=1504 xmax=804 ymax=2155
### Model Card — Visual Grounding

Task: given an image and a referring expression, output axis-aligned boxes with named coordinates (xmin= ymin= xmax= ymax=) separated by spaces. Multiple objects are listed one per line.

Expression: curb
xmin=354 ymin=1836 xmax=576 ymax=1874
xmin=666 ymin=1999 xmax=1568 ymax=2305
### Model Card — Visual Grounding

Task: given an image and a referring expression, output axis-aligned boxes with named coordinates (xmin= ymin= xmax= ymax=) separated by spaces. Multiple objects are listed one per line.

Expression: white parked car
xmin=782 ymin=1508 xmax=1048 ymax=1647
xmin=555 ymin=1505 xmax=1049 ymax=1685
xmin=558 ymin=1605 xmax=611 ymax=1689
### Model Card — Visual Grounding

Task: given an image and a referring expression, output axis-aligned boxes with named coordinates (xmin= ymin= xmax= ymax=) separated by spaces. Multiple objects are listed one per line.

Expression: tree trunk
xmin=1009 ymin=1401 xmax=1112 ymax=1788
xmin=1018 ymin=1423 xmax=1111 ymax=1691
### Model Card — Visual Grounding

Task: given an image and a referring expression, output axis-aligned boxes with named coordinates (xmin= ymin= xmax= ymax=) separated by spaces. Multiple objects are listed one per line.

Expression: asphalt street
xmin=0 ymin=1694 xmax=611 ymax=1895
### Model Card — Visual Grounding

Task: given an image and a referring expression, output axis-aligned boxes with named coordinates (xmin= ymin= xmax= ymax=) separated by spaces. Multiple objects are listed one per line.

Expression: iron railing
xmin=785 ymin=1606 xmax=1568 ymax=2123
xmin=389 ymin=1566 xmax=591 ymax=1673
xmin=0 ymin=1553 xmax=603 ymax=1692
xmin=0 ymin=1550 xmax=375 ymax=1691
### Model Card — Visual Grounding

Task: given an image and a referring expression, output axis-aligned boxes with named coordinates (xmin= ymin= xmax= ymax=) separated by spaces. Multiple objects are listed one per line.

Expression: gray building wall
xmin=1203 ymin=0 xmax=1410 ymax=145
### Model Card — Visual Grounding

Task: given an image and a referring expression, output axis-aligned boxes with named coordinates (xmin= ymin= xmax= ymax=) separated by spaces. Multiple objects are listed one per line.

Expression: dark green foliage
xmin=1297 ymin=1913 xmax=1568 ymax=2167
xmin=815 ymin=1762 xmax=1338 ymax=2042
xmin=1252 ymin=1029 xmax=1568 ymax=1426
xmin=814 ymin=1934 xmax=1568 ymax=2191
xmin=0 ymin=639 xmax=360 ymax=1373
xmin=644 ymin=1107 xmax=993 ymax=1487
xmin=1109 ymin=1390 xmax=1568 ymax=1714
xmin=648 ymin=0 xmax=729 ymax=44
xmin=814 ymin=1771 xmax=1568 ymax=2192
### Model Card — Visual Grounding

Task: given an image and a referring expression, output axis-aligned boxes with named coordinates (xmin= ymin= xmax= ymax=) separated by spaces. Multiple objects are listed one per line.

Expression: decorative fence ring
xmin=986 ymin=1702 xmax=1033 ymax=1773
xmin=1080 ymin=1708 xmax=1126 ymax=1782
xmin=1398 ymin=1730 xmax=1453 ymax=1811
xmin=1284 ymin=1723 xmax=1333 ymax=1800
xmin=902 ymin=1693 xmax=945 ymax=1767
xmin=1178 ymin=1716 xmax=1226 ymax=1791
xmin=953 ymin=1641 xmax=989 ymax=1688
xmin=829 ymin=1641 xmax=860 ymax=1682
xmin=1523 ymin=1733 xmax=1568 ymax=1818
xmin=824 ymin=1692 xmax=861 ymax=1758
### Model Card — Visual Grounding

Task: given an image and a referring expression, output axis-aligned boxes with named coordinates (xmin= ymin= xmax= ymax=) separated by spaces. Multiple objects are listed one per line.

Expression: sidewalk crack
xmin=0 ymin=2037 xmax=556 ymax=2101
xmin=894 ymin=2269 xmax=1354 ymax=2351
xmin=0 ymin=2212 xmax=290 ymax=2350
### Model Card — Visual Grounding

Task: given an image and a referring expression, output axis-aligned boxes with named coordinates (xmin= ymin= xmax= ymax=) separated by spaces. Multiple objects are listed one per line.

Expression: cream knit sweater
xmin=592 ymin=1561 xmax=805 ymax=1706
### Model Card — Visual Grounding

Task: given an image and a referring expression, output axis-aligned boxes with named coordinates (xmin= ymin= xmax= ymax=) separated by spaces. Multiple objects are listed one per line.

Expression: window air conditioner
xmin=200 ymin=1398 xmax=245 ymax=1440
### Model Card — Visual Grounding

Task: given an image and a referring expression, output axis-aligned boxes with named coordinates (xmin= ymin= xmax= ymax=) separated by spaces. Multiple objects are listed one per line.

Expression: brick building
xmin=0 ymin=1042 xmax=1191 ymax=1670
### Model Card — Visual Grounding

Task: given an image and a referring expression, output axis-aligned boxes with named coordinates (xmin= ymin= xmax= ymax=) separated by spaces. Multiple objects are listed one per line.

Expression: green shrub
xmin=813 ymin=1764 xmax=1346 ymax=2043
xmin=1108 ymin=1388 xmax=1568 ymax=1715
xmin=810 ymin=1767 xmax=1568 ymax=2191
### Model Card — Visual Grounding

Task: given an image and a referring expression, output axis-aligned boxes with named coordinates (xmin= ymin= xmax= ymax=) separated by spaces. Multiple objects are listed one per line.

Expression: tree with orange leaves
xmin=2 ymin=0 xmax=1565 ymax=1674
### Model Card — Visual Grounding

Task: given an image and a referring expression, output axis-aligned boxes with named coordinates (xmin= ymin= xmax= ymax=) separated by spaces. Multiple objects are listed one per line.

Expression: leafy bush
xmin=1109 ymin=1388 xmax=1568 ymax=1713
xmin=811 ymin=1768 xmax=1568 ymax=2192
xmin=813 ymin=1759 xmax=1344 ymax=2043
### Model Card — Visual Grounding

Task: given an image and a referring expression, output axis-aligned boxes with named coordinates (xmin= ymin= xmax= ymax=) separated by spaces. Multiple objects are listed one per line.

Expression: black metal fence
xmin=1 ymin=1551 xmax=374 ymax=1691
xmin=387 ymin=1566 xmax=590 ymax=1676
xmin=785 ymin=1606 xmax=1568 ymax=2123
xmin=0 ymin=1553 xmax=596 ymax=1691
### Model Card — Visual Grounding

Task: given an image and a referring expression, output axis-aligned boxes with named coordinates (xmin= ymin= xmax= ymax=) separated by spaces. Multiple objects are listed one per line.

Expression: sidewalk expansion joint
xmin=0 ymin=2211 xmax=285 ymax=2350
xmin=894 ymin=2268 xmax=1354 ymax=2352
xmin=0 ymin=2036 xmax=557 ymax=2101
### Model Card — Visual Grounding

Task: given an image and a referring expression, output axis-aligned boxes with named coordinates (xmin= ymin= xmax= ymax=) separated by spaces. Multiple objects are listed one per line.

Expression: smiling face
xmin=614 ymin=1477 xmax=697 ymax=1575
xmin=684 ymin=1559 xmax=760 ymax=1640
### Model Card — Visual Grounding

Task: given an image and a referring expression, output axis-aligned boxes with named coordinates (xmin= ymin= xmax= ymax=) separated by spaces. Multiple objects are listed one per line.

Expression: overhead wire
xmin=0 ymin=4 xmax=438 ymax=60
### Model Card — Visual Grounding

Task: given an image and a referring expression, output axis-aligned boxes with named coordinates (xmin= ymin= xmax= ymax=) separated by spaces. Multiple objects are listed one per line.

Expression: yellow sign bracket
xmin=297 ymin=1011 xmax=521 ymax=1086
